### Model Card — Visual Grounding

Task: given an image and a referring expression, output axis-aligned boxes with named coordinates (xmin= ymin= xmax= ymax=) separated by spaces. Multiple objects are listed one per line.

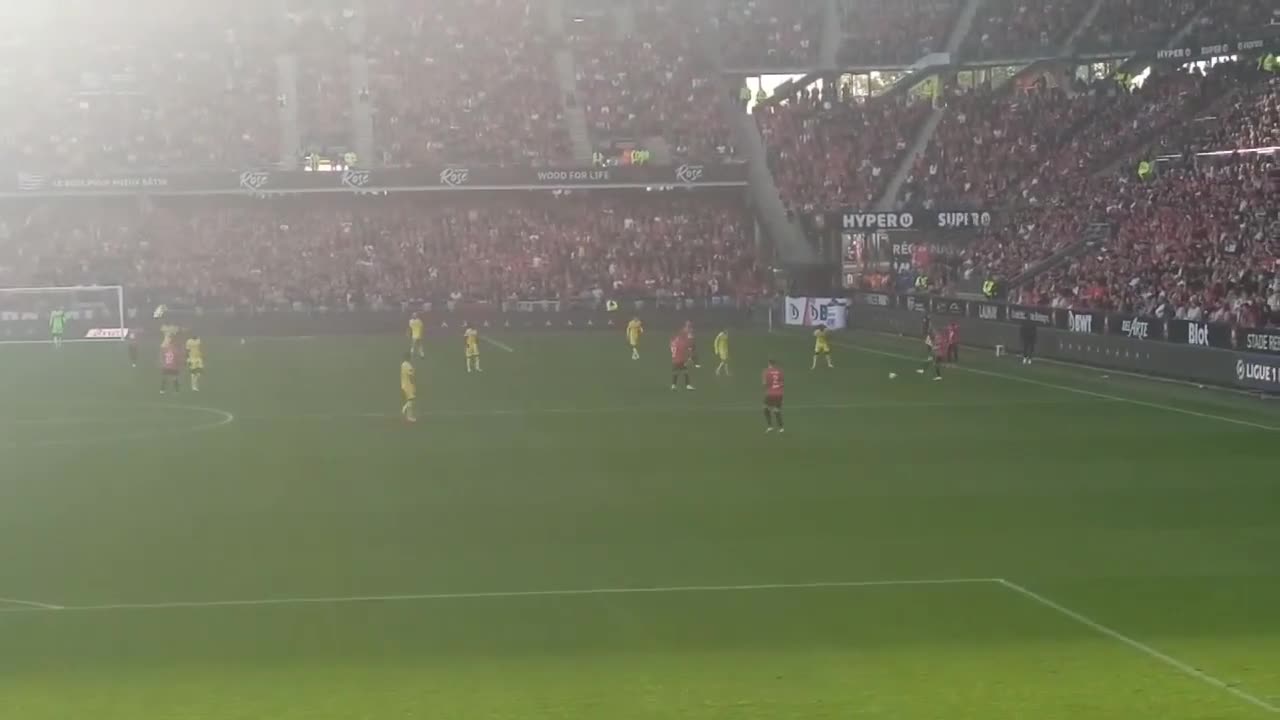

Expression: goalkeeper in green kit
xmin=50 ymin=308 xmax=66 ymax=348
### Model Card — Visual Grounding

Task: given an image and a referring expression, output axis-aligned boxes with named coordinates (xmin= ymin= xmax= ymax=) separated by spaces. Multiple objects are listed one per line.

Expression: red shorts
xmin=764 ymin=394 xmax=783 ymax=409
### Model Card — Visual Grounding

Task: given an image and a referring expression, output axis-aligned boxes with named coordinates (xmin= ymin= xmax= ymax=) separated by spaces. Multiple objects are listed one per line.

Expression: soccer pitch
xmin=1 ymin=329 xmax=1278 ymax=720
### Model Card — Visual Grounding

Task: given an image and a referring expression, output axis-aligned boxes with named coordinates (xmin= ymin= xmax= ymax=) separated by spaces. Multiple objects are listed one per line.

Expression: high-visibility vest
xmin=739 ymin=86 xmax=751 ymax=102
xmin=756 ymin=88 xmax=767 ymax=102
xmin=915 ymin=275 xmax=929 ymax=291
xmin=1263 ymin=54 xmax=1279 ymax=73
xmin=606 ymin=300 xmax=619 ymax=312
xmin=982 ymin=279 xmax=995 ymax=297
xmin=1137 ymin=160 xmax=1153 ymax=181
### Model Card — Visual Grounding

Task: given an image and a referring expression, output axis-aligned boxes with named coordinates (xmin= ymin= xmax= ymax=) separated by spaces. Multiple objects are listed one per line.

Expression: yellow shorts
xmin=815 ymin=345 xmax=830 ymax=355
xmin=717 ymin=353 xmax=729 ymax=361
xmin=466 ymin=349 xmax=479 ymax=358
xmin=629 ymin=338 xmax=639 ymax=347
xmin=187 ymin=359 xmax=204 ymax=371
xmin=402 ymin=385 xmax=416 ymax=401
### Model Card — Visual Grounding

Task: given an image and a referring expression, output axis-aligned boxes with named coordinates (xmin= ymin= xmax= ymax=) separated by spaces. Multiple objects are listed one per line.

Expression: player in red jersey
xmin=946 ymin=321 xmax=960 ymax=363
xmin=762 ymin=359 xmax=785 ymax=433
xmin=916 ymin=330 xmax=946 ymax=380
xmin=670 ymin=332 xmax=694 ymax=390
xmin=683 ymin=320 xmax=700 ymax=368
xmin=160 ymin=339 xmax=183 ymax=394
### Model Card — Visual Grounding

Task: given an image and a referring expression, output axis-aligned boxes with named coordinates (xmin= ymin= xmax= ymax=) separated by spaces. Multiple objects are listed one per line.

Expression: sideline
xmin=833 ymin=339 xmax=1279 ymax=432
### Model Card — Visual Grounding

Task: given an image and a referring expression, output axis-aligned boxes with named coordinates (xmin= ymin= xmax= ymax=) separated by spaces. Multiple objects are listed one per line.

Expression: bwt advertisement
xmin=785 ymin=297 xmax=849 ymax=330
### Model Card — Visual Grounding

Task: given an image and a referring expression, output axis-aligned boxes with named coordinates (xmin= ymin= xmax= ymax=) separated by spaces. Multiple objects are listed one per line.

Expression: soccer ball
xmin=888 ymin=372 xmax=897 ymax=379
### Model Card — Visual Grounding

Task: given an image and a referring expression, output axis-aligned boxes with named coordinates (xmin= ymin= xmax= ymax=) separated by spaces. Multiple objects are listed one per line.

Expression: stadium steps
xmin=349 ymin=52 xmax=375 ymax=165
xmin=1092 ymin=69 xmax=1248 ymax=177
xmin=818 ymin=0 xmax=841 ymax=69
xmin=275 ymin=55 xmax=301 ymax=170
xmin=874 ymin=105 xmax=944 ymax=211
xmin=553 ymin=49 xmax=595 ymax=163
xmin=714 ymin=77 xmax=818 ymax=266
xmin=1005 ymin=222 xmax=1112 ymax=291
xmin=1059 ymin=0 xmax=1107 ymax=55
xmin=874 ymin=0 xmax=983 ymax=102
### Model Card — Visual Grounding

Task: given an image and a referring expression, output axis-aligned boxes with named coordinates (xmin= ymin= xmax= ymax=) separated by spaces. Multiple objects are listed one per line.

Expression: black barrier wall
xmin=845 ymin=292 xmax=1280 ymax=393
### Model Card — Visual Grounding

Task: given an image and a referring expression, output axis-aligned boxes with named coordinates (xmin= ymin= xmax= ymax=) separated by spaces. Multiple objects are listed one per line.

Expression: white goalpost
xmin=0 ymin=285 xmax=127 ymax=344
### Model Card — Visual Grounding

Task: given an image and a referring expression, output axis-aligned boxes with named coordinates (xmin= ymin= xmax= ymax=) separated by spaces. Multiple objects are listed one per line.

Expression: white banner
xmin=84 ymin=327 xmax=129 ymax=339
xmin=785 ymin=297 xmax=848 ymax=330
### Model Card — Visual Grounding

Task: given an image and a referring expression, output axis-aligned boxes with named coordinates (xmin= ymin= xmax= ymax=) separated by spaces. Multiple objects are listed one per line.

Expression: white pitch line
xmin=0 ymin=577 xmax=1000 ymax=614
xmin=1 ymin=404 xmax=236 ymax=449
xmin=239 ymin=397 xmax=1107 ymax=423
xmin=998 ymin=579 xmax=1280 ymax=714
xmin=481 ymin=335 xmax=515 ymax=353
xmin=834 ymin=340 xmax=1280 ymax=432
xmin=0 ymin=596 xmax=64 ymax=610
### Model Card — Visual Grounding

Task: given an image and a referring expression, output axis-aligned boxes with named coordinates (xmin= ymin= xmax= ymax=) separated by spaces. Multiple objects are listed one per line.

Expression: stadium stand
xmin=758 ymin=91 xmax=933 ymax=213
xmin=570 ymin=0 xmax=733 ymax=162
xmin=719 ymin=0 xmax=821 ymax=67
xmin=0 ymin=195 xmax=763 ymax=307
xmin=0 ymin=0 xmax=279 ymax=172
xmin=839 ymin=0 xmax=960 ymax=66
xmin=367 ymin=0 xmax=569 ymax=167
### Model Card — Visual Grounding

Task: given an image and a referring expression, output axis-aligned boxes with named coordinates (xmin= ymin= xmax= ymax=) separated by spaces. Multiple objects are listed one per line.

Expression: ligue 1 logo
xmin=674 ymin=164 xmax=705 ymax=185
xmin=1237 ymin=359 xmax=1246 ymax=381
xmin=439 ymin=167 xmax=470 ymax=187
xmin=238 ymin=170 xmax=270 ymax=191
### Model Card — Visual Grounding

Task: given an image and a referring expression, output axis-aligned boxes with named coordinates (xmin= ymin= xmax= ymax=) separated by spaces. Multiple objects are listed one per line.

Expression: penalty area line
xmin=480 ymin=335 xmax=516 ymax=353
xmin=833 ymin=339 xmax=1279 ymax=433
xmin=0 ymin=577 xmax=1001 ymax=614
xmin=998 ymin=579 xmax=1280 ymax=714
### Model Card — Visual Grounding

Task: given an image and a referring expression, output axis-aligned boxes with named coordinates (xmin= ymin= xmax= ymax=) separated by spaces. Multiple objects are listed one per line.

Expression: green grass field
xmin=1 ymin=328 xmax=1278 ymax=720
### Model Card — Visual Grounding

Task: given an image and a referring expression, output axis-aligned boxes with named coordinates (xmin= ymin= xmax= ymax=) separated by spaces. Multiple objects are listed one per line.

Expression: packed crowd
xmin=571 ymin=1 xmax=733 ymax=162
xmin=718 ymin=0 xmax=820 ymax=67
xmin=1076 ymin=0 xmax=1204 ymax=54
xmin=758 ymin=88 xmax=933 ymax=214
xmin=367 ymin=0 xmax=568 ymax=167
xmin=1182 ymin=0 xmax=1280 ymax=47
xmin=1021 ymin=73 xmax=1280 ymax=324
xmin=1022 ymin=155 xmax=1277 ymax=327
xmin=0 ymin=195 xmax=764 ymax=308
xmin=289 ymin=0 xmax=356 ymax=156
xmin=0 ymin=0 xmax=280 ymax=172
xmin=839 ymin=0 xmax=960 ymax=66
xmin=916 ymin=63 xmax=1247 ymax=282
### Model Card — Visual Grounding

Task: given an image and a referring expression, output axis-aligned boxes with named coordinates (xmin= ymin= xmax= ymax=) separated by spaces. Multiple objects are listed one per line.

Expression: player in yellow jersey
xmin=408 ymin=313 xmax=425 ymax=357
xmin=713 ymin=330 xmax=731 ymax=376
xmin=400 ymin=353 xmax=417 ymax=423
xmin=464 ymin=324 xmax=481 ymax=373
xmin=812 ymin=324 xmax=834 ymax=369
xmin=626 ymin=317 xmax=643 ymax=360
xmin=185 ymin=334 xmax=205 ymax=392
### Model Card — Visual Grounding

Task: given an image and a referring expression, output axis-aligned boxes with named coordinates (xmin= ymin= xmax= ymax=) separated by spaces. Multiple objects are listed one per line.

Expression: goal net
xmin=0 ymin=285 xmax=126 ymax=344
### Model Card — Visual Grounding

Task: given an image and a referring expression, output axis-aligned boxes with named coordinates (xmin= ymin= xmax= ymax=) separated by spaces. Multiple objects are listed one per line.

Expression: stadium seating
xmin=366 ymin=0 xmax=569 ymax=167
xmin=1025 ymin=155 xmax=1277 ymax=326
xmin=570 ymin=1 xmax=733 ymax=162
xmin=0 ymin=196 xmax=763 ymax=307
xmin=839 ymin=0 xmax=960 ymax=66
xmin=719 ymin=0 xmax=821 ymax=67
xmin=758 ymin=91 xmax=933 ymax=213
xmin=0 ymin=0 xmax=280 ymax=172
